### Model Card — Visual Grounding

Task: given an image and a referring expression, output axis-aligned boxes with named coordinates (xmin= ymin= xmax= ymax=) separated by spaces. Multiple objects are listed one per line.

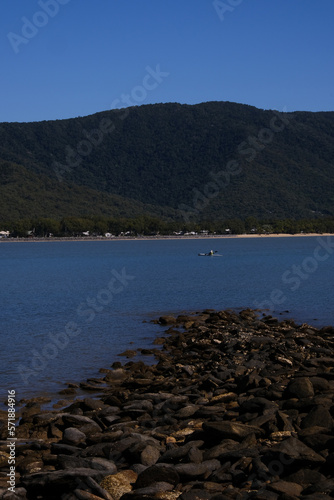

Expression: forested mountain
xmin=0 ymin=101 xmax=333 ymax=223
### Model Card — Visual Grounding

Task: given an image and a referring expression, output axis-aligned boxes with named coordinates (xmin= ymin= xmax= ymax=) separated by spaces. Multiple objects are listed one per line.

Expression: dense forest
xmin=0 ymin=101 xmax=333 ymax=224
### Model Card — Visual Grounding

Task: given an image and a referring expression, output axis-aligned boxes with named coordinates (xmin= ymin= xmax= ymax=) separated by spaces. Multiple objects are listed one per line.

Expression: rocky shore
xmin=1 ymin=309 xmax=334 ymax=500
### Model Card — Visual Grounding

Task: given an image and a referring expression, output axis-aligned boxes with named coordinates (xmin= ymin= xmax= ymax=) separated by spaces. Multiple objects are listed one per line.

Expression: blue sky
xmin=1 ymin=0 xmax=333 ymax=122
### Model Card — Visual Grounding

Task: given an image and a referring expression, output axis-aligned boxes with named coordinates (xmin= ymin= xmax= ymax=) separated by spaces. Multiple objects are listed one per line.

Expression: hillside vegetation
xmin=0 ymin=101 xmax=333 ymax=224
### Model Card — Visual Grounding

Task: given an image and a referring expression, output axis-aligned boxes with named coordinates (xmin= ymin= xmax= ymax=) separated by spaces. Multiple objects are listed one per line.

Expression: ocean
xmin=1 ymin=236 xmax=333 ymax=402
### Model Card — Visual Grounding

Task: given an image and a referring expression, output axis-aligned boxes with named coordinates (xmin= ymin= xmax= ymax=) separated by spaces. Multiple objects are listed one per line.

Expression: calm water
xmin=0 ymin=236 xmax=333 ymax=402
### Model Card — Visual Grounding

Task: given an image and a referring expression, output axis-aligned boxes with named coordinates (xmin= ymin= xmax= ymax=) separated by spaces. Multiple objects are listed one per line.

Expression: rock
xmin=175 ymin=405 xmax=199 ymax=418
xmin=118 ymin=350 xmax=138 ymax=358
xmin=0 ymin=452 xmax=10 ymax=468
xmin=62 ymin=414 xmax=102 ymax=430
xmin=179 ymin=489 xmax=212 ymax=500
xmin=83 ymin=398 xmax=106 ymax=411
xmin=187 ymin=446 xmax=203 ymax=464
xmin=100 ymin=470 xmax=137 ymax=500
xmin=57 ymin=455 xmax=94 ymax=470
xmin=285 ymin=468 xmax=327 ymax=487
xmin=21 ymin=468 xmax=110 ymax=497
xmin=122 ymin=482 xmax=174 ymax=498
xmin=276 ymin=410 xmax=295 ymax=432
xmin=175 ymin=460 xmax=220 ymax=478
xmin=268 ymin=480 xmax=304 ymax=497
xmin=202 ymin=421 xmax=263 ymax=441
xmin=159 ymin=316 xmax=177 ymax=325
xmin=301 ymin=431 xmax=334 ymax=451
xmin=75 ymin=490 xmax=110 ymax=500
xmin=285 ymin=377 xmax=315 ymax=399
xmin=300 ymin=495 xmax=334 ymax=500
xmin=51 ymin=443 xmax=82 ymax=455
xmin=269 ymin=437 xmax=326 ymax=464
xmin=140 ymin=445 xmax=161 ymax=466
xmin=303 ymin=478 xmax=334 ymax=495
xmin=63 ymin=427 xmax=86 ymax=445
xmin=159 ymin=441 xmax=204 ymax=463
xmin=301 ymin=405 xmax=334 ymax=431
xmin=238 ymin=397 xmax=278 ymax=414
xmin=309 ymin=376 xmax=331 ymax=393
xmin=104 ymin=369 xmax=129 ymax=384
xmin=135 ymin=465 xmax=180 ymax=489
xmin=203 ymin=440 xmax=240 ymax=460
xmin=17 ymin=458 xmax=44 ymax=474
xmin=0 ymin=487 xmax=28 ymax=499
xmin=89 ymin=458 xmax=117 ymax=474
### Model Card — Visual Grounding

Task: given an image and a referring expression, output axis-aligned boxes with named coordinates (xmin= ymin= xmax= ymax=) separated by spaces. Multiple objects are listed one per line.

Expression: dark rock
xmin=140 ymin=444 xmax=160 ymax=465
xmin=211 ymin=447 xmax=260 ymax=464
xmin=309 ymin=376 xmax=331 ymax=393
xmin=238 ymin=397 xmax=278 ymax=414
xmin=89 ymin=457 xmax=117 ymax=474
xmin=123 ymin=482 xmax=174 ymax=498
xmin=123 ymin=400 xmax=154 ymax=412
xmin=187 ymin=446 xmax=204 ymax=464
xmin=159 ymin=316 xmax=177 ymax=325
xmin=249 ymin=491 xmax=279 ymax=500
xmin=269 ymin=437 xmax=326 ymax=464
xmin=176 ymin=405 xmax=200 ymax=418
xmin=135 ymin=465 xmax=180 ymax=489
xmin=180 ymin=489 xmax=213 ymax=500
xmin=301 ymin=495 xmax=333 ymax=500
xmin=58 ymin=387 xmax=77 ymax=395
xmin=21 ymin=468 xmax=110 ymax=497
xmin=51 ymin=443 xmax=82 ymax=455
xmin=276 ymin=410 xmax=295 ymax=432
xmin=62 ymin=414 xmax=102 ymax=430
xmin=203 ymin=421 xmax=263 ymax=442
xmin=301 ymin=405 xmax=334 ymax=430
xmin=159 ymin=441 xmax=204 ymax=463
xmin=83 ymin=398 xmax=106 ymax=411
xmin=63 ymin=427 xmax=86 ymax=445
xmin=301 ymin=432 xmax=334 ymax=451
xmin=118 ymin=349 xmax=138 ymax=358
xmin=203 ymin=440 xmax=240 ymax=460
xmin=285 ymin=377 xmax=315 ymax=399
xmin=303 ymin=478 xmax=334 ymax=495
xmin=175 ymin=460 xmax=221 ymax=479
xmin=57 ymin=455 xmax=93 ymax=470
xmin=268 ymin=480 xmax=303 ymax=497
xmin=285 ymin=468 xmax=327 ymax=487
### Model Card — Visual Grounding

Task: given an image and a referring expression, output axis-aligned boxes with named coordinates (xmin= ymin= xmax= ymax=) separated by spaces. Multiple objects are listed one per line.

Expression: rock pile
xmin=1 ymin=309 xmax=334 ymax=499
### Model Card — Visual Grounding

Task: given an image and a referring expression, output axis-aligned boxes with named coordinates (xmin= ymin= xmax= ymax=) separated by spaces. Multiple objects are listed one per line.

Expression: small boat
xmin=198 ymin=250 xmax=222 ymax=256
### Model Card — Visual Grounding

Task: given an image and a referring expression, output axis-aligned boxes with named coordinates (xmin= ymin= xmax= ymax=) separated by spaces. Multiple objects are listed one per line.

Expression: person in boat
xmin=209 ymin=250 xmax=214 ymax=255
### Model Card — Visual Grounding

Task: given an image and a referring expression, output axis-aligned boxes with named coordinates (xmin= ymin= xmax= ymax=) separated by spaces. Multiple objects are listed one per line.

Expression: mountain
xmin=0 ymin=101 xmax=333 ymax=223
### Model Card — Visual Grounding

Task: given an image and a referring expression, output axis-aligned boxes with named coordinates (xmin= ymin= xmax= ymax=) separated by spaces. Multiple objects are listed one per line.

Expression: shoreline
xmin=1 ymin=308 xmax=334 ymax=498
xmin=0 ymin=232 xmax=333 ymax=243
xmin=0 ymin=306 xmax=327 ymax=414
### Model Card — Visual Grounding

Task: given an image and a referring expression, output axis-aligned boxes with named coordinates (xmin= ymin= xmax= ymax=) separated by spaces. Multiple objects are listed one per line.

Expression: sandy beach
xmin=0 ymin=233 xmax=333 ymax=243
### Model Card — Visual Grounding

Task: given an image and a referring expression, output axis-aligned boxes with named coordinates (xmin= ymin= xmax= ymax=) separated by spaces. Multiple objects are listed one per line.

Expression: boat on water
xmin=198 ymin=250 xmax=222 ymax=256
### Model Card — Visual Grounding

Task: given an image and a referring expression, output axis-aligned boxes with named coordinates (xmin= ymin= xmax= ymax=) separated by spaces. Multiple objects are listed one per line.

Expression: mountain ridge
xmin=0 ymin=101 xmax=333 ymax=223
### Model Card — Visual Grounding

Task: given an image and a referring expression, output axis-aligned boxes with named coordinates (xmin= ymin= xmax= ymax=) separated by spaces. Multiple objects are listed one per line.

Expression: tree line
xmin=1 ymin=215 xmax=334 ymax=238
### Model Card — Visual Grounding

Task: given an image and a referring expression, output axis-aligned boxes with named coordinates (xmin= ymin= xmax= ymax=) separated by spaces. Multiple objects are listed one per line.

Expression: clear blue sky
xmin=1 ymin=0 xmax=333 ymax=122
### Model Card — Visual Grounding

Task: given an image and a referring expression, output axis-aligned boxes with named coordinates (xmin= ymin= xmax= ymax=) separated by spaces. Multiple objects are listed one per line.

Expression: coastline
xmin=0 ymin=232 xmax=333 ymax=243
xmin=2 ymin=308 xmax=334 ymax=498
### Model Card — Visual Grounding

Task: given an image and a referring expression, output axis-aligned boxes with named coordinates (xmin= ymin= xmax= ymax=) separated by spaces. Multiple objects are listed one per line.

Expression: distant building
xmin=0 ymin=231 xmax=10 ymax=238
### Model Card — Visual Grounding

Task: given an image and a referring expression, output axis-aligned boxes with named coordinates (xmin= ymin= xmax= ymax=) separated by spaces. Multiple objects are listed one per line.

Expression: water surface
xmin=1 ymin=236 xmax=333 ymax=401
